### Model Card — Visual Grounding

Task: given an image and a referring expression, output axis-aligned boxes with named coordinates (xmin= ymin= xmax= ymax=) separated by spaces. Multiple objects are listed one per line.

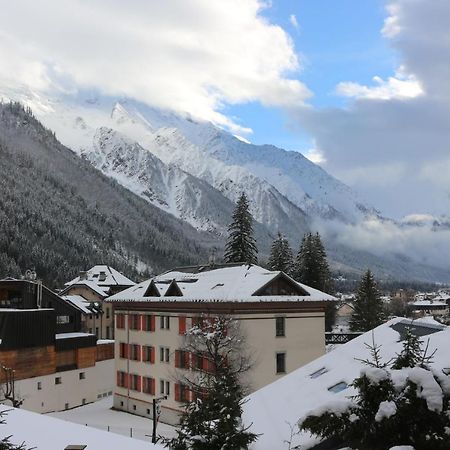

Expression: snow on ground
xmin=243 ymin=317 xmax=450 ymax=450
xmin=49 ymin=396 xmax=177 ymax=443
xmin=0 ymin=404 xmax=164 ymax=450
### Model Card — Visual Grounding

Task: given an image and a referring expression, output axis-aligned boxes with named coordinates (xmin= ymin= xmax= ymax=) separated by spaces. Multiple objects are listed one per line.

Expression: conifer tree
xmin=293 ymin=232 xmax=335 ymax=330
xmin=268 ymin=232 xmax=293 ymax=274
xmin=349 ymin=270 xmax=385 ymax=332
xmin=224 ymin=193 xmax=258 ymax=265
xmin=165 ymin=316 xmax=258 ymax=450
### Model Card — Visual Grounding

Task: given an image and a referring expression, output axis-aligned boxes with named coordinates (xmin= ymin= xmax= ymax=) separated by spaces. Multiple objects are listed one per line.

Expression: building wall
xmin=13 ymin=359 xmax=114 ymax=413
xmin=113 ymin=310 xmax=325 ymax=425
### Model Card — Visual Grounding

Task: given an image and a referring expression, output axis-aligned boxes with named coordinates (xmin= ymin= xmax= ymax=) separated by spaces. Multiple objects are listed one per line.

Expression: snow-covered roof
xmin=62 ymin=279 xmax=110 ymax=298
xmin=107 ymin=265 xmax=336 ymax=304
xmin=55 ymin=332 xmax=96 ymax=339
xmin=243 ymin=318 xmax=450 ymax=450
xmin=61 ymin=294 xmax=93 ymax=314
xmin=65 ymin=265 xmax=135 ymax=288
xmin=0 ymin=404 xmax=163 ymax=450
xmin=409 ymin=299 xmax=448 ymax=307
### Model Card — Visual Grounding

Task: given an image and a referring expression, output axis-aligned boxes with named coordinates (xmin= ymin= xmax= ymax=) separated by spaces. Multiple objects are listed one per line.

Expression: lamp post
xmin=152 ymin=395 xmax=167 ymax=443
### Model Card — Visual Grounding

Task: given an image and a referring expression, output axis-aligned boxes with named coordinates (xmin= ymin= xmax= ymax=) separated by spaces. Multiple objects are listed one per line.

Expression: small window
xmin=65 ymin=403 xmax=69 ymax=410
xmin=37 ymin=381 xmax=42 ymax=390
xmin=160 ymin=380 xmax=164 ymax=395
xmin=146 ymin=408 xmax=150 ymax=415
xmin=55 ymin=377 xmax=62 ymax=385
xmin=310 ymin=367 xmax=328 ymax=379
xmin=79 ymin=372 xmax=86 ymax=380
xmin=160 ymin=346 xmax=170 ymax=363
xmin=160 ymin=315 xmax=170 ymax=330
xmin=82 ymin=398 xmax=86 ymax=405
xmin=133 ymin=404 xmax=136 ymax=411
xmin=275 ymin=317 xmax=285 ymax=337
xmin=106 ymin=307 xmax=110 ymax=319
xmin=120 ymin=401 xmax=124 ymax=407
xmin=276 ymin=352 xmax=286 ymax=374
xmin=328 ymin=382 xmax=348 ymax=393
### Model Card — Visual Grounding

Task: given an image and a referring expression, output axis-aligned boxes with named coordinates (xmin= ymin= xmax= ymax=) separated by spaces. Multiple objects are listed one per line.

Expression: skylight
xmin=328 ymin=382 xmax=348 ymax=393
xmin=309 ymin=367 xmax=328 ymax=379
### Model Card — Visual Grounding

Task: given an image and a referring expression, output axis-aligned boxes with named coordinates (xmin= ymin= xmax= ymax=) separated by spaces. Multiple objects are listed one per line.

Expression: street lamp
xmin=152 ymin=395 xmax=168 ymax=443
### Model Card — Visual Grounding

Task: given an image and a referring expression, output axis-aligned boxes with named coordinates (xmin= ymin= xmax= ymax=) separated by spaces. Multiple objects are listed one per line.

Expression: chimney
xmin=79 ymin=271 xmax=87 ymax=281
xmin=99 ymin=271 xmax=107 ymax=282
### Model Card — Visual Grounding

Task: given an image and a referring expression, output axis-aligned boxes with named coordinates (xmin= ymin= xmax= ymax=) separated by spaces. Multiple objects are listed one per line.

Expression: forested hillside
xmin=0 ymin=103 xmax=212 ymax=288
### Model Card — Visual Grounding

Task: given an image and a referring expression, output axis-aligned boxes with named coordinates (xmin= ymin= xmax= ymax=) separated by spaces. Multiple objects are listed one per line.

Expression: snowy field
xmin=49 ymin=397 xmax=177 ymax=443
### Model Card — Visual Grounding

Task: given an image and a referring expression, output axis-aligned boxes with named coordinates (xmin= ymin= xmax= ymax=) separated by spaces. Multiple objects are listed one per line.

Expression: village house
xmin=61 ymin=265 xmax=135 ymax=339
xmin=0 ymin=278 xmax=114 ymax=413
xmin=106 ymin=263 xmax=336 ymax=424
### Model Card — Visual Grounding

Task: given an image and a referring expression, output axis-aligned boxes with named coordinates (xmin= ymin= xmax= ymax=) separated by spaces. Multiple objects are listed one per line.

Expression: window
xmin=160 ymin=380 xmax=170 ymax=396
xmin=130 ymin=344 xmax=141 ymax=361
xmin=106 ymin=326 xmax=110 ymax=339
xmin=106 ymin=307 xmax=110 ymax=319
xmin=143 ymin=315 xmax=155 ymax=332
xmin=95 ymin=327 xmax=99 ymax=337
xmin=160 ymin=315 xmax=170 ymax=330
xmin=55 ymin=377 xmax=62 ymax=385
xmin=130 ymin=374 xmax=141 ymax=391
xmin=117 ymin=314 xmax=125 ymax=329
xmin=160 ymin=346 xmax=170 ymax=363
xmin=276 ymin=352 xmax=286 ymax=374
xmin=175 ymin=383 xmax=189 ymax=402
xmin=117 ymin=371 xmax=128 ymax=388
xmin=328 ymin=382 xmax=348 ymax=394
xmin=310 ymin=367 xmax=328 ymax=379
xmin=37 ymin=381 xmax=42 ymax=390
xmin=143 ymin=377 xmax=155 ymax=395
xmin=119 ymin=342 xmax=128 ymax=359
xmin=133 ymin=404 xmax=136 ymax=411
xmin=65 ymin=403 xmax=69 ymax=410
xmin=275 ymin=317 xmax=285 ymax=337
xmin=143 ymin=346 xmax=155 ymax=363
xmin=146 ymin=408 xmax=150 ymax=415
xmin=129 ymin=314 xmax=141 ymax=330
xmin=79 ymin=372 xmax=86 ymax=380
xmin=120 ymin=401 xmax=124 ymax=407
xmin=57 ymin=315 xmax=70 ymax=324
xmin=175 ymin=350 xmax=190 ymax=369
xmin=82 ymin=398 xmax=86 ymax=405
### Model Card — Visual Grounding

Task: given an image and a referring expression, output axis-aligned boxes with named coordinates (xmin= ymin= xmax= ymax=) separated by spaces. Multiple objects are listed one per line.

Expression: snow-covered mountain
xmin=2 ymin=87 xmax=450 ymax=282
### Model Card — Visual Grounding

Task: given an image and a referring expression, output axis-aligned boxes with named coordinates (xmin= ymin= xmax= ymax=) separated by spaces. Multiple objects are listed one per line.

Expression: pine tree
xmin=165 ymin=316 xmax=258 ymax=450
xmin=300 ymin=339 xmax=450 ymax=450
xmin=268 ymin=232 xmax=293 ymax=274
xmin=293 ymin=232 xmax=335 ymax=331
xmin=224 ymin=193 xmax=258 ymax=265
xmin=349 ymin=270 xmax=385 ymax=332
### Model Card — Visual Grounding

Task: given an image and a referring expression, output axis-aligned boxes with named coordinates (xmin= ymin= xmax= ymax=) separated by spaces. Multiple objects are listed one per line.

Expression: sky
xmin=0 ymin=0 xmax=449 ymax=219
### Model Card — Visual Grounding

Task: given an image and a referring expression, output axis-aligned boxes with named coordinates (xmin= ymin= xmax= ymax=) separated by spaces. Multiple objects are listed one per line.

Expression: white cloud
xmin=289 ymin=14 xmax=299 ymax=30
xmin=291 ymin=0 xmax=450 ymax=218
xmin=336 ymin=71 xmax=423 ymax=100
xmin=0 ymin=0 xmax=310 ymax=134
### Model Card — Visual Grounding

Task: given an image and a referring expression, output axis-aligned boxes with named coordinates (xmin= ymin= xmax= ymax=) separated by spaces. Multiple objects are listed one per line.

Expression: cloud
xmin=289 ymin=14 xmax=299 ymax=30
xmin=291 ymin=0 xmax=450 ymax=218
xmin=0 ymin=0 xmax=310 ymax=134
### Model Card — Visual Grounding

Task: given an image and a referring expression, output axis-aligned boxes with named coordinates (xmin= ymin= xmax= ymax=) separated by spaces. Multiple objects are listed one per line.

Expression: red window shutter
xmin=150 ymin=346 xmax=155 ymax=364
xmin=202 ymin=357 xmax=208 ymax=372
xmin=137 ymin=376 xmax=142 ymax=392
xmin=174 ymin=383 xmax=180 ymax=402
xmin=151 ymin=378 xmax=155 ymax=395
xmin=184 ymin=351 xmax=190 ymax=369
xmin=124 ymin=373 xmax=129 ymax=389
xmin=175 ymin=350 xmax=180 ymax=368
xmin=150 ymin=315 xmax=155 ymax=332
xmin=179 ymin=316 xmax=186 ymax=335
xmin=116 ymin=371 xmax=121 ymax=387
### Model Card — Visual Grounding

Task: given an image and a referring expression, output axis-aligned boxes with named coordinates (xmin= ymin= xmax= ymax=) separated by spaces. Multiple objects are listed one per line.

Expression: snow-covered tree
xmin=349 ymin=269 xmax=385 ymax=332
xmin=299 ymin=337 xmax=450 ymax=450
xmin=268 ymin=232 xmax=293 ymax=275
xmin=224 ymin=193 xmax=258 ymax=265
xmin=165 ymin=316 xmax=257 ymax=450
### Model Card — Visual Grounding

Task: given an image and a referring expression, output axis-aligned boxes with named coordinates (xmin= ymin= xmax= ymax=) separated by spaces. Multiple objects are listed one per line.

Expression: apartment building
xmin=61 ymin=265 xmax=136 ymax=339
xmin=107 ymin=264 xmax=336 ymax=424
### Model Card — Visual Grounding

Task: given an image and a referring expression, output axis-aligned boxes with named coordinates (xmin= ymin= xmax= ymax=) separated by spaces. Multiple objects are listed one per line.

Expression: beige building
xmin=107 ymin=264 xmax=336 ymax=425
xmin=61 ymin=265 xmax=135 ymax=339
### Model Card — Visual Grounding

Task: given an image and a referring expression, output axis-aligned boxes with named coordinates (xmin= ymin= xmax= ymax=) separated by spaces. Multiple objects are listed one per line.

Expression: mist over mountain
xmin=1 ymin=88 xmax=449 ymax=284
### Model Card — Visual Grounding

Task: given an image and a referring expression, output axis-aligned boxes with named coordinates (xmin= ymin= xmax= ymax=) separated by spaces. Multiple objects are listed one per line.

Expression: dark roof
xmin=390 ymin=319 xmax=445 ymax=340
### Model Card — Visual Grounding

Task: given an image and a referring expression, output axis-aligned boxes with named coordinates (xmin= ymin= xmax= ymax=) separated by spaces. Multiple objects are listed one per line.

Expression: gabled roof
xmin=61 ymin=280 xmax=109 ymax=298
xmin=107 ymin=265 xmax=336 ymax=304
xmin=242 ymin=318 xmax=449 ymax=450
xmin=65 ymin=265 xmax=135 ymax=288
xmin=61 ymin=295 xmax=93 ymax=314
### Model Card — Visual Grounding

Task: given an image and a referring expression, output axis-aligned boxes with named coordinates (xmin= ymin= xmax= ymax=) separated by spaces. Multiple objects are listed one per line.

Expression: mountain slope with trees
xmin=0 ymin=102 xmax=212 ymax=287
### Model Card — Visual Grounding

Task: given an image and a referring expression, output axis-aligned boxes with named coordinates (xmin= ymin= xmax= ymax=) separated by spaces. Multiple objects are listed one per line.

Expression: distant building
xmin=0 ymin=278 xmax=114 ymax=413
xmin=61 ymin=265 xmax=136 ymax=339
xmin=107 ymin=263 xmax=336 ymax=424
xmin=408 ymin=298 xmax=449 ymax=317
